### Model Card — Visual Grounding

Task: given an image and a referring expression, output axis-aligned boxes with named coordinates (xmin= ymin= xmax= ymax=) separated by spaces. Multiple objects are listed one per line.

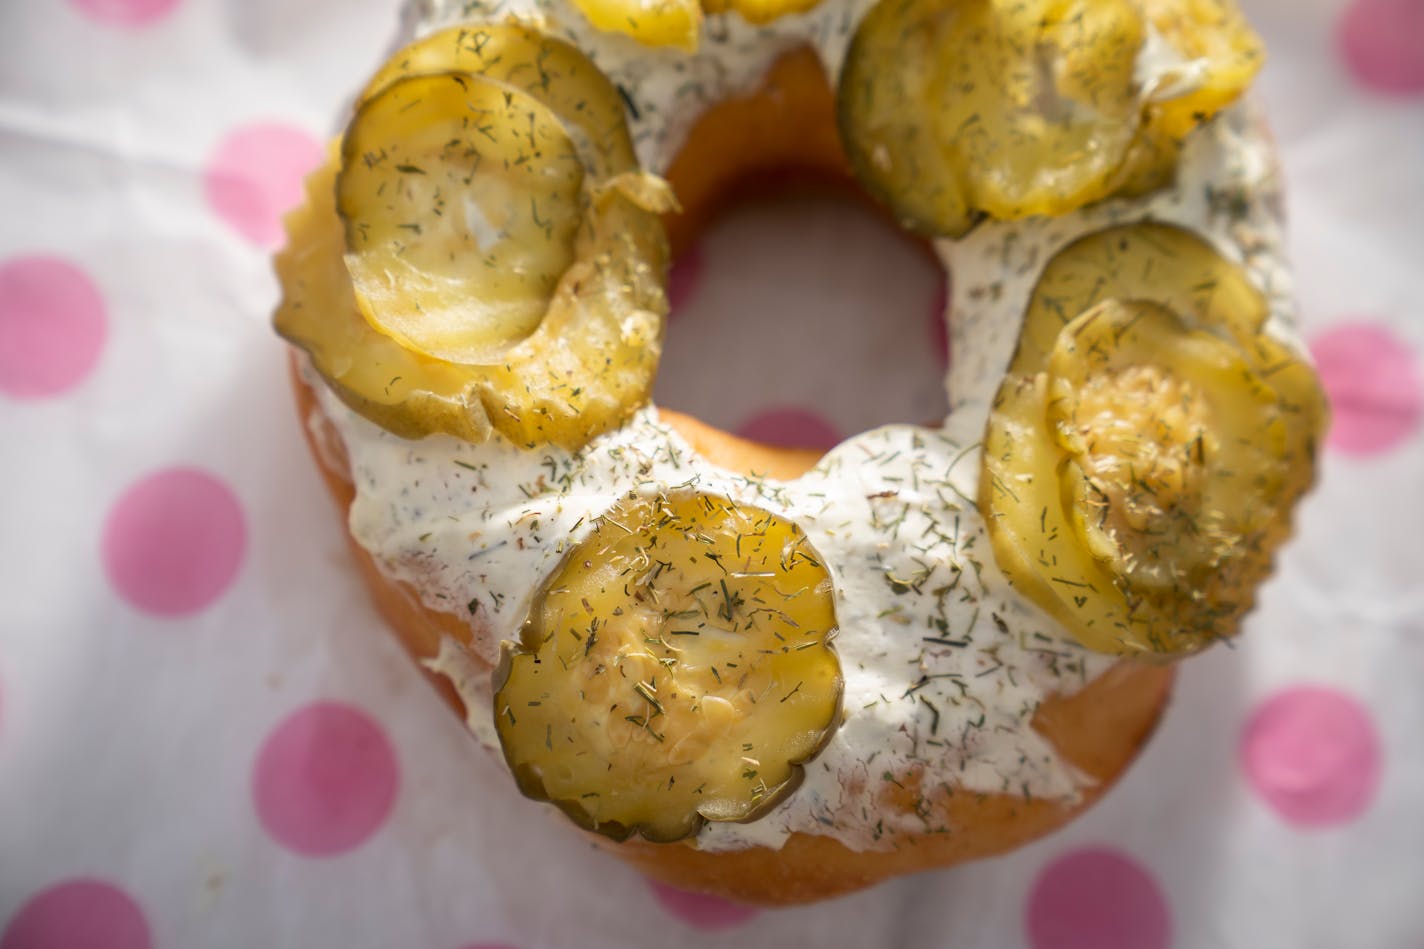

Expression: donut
xmin=274 ymin=0 xmax=1327 ymax=904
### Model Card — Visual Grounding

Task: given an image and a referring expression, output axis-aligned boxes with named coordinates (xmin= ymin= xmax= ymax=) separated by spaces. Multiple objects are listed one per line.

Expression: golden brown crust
xmin=286 ymin=46 xmax=1175 ymax=905
xmin=656 ymin=407 xmax=826 ymax=478
xmin=660 ymin=47 xmax=851 ymax=256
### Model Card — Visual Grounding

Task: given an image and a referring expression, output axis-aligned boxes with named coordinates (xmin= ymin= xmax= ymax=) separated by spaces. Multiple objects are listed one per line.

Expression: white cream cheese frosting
xmin=307 ymin=0 xmax=1297 ymax=852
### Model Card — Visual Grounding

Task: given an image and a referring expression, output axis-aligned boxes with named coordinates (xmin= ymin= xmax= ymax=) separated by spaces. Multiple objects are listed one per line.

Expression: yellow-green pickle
xmin=494 ymin=492 xmax=842 ymax=841
xmin=982 ymin=223 xmax=1327 ymax=656
xmin=275 ymin=25 xmax=670 ymax=449
xmin=839 ymin=0 xmax=1264 ymax=235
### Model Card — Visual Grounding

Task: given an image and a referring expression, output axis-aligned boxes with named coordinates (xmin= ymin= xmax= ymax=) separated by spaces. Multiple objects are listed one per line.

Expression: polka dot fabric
xmin=0 ymin=0 xmax=1420 ymax=947
xmin=253 ymin=702 xmax=400 ymax=856
xmin=70 ymin=0 xmax=181 ymax=29
xmin=1025 ymin=848 xmax=1170 ymax=949
xmin=1 ymin=880 xmax=151 ymax=949
xmin=1310 ymin=322 xmax=1422 ymax=455
xmin=1241 ymin=686 xmax=1383 ymax=827
xmin=204 ymin=123 xmax=325 ymax=248
xmin=0 ymin=256 xmax=107 ymax=399
xmin=102 ymin=467 xmax=246 ymax=617
xmin=649 ymin=882 xmax=762 ymax=931
xmin=1338 ymin=0 xmax=1424 ymax=95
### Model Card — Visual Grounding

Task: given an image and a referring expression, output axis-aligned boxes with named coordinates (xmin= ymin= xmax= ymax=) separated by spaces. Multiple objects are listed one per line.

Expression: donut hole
xmin=653 ymin=49 xmax=951 ymax=458
xmin=653 ymin=179 xmax=949 ymax=450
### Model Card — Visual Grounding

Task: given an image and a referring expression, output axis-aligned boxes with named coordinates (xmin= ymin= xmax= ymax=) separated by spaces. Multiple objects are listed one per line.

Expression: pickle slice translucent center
xmin=339 ymin=72 xmax=585 ymax=364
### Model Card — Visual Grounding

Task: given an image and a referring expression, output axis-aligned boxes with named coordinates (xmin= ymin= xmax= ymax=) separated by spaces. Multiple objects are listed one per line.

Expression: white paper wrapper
xmin=1 ymin=0 xmax=1421 ymax=946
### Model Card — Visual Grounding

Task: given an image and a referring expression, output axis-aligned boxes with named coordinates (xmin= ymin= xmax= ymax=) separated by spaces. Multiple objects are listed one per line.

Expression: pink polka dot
xmin=204 ymin=123 xmax=323 ymax=247
xmin=1310 ymin=322 xmax=1422 ymax=455
xmin=0 ymin=256 xmax=106 ymax=400
xmin=649 ymin=881 xmax=760 ymax=931
xmin=1338 ymin=0 xmax=1424 ymax=95
xmin=1240 ymin=685 xmax=1382 ymax=827
xmin=1026 ymin=848 xmax=1170 ymax=949
xmin=928 ymin=274 xmax=950 ymax=368
xmin=667 ymin=245 xmax=705 ymax=321
xmin=1 ymin=879 xmax=151 ymax=949
xmin=70 ymin=0 xmax=180 ymax=27
xmin=102 ymin=467 xmax=246 ymax=617
xmin=254 ymin=702 xmax=399 ymax=857
xmin=736 ymin=407 xmax=842 ymax=451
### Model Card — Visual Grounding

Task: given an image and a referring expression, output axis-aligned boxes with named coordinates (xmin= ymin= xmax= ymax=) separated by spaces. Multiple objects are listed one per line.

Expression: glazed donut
xmin=274 ymin=0 xmax=1326 ymax=904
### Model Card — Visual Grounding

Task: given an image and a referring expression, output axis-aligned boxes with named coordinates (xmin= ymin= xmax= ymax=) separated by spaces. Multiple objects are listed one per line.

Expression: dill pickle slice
xmin=840 ymin=0 xmax=1144 ymax=235
xmin=837 ymin=0 xmax=983 ymax=236
xmin=982 ymin=224 xmax=1326 ymax=656
xmin=838 ymin=0 xmax=1263 ymax=236
xmin=339 ymin=73 xmax=586 ymax=364
xmin=1096 ymin=2 xmax=1262 ymax=197
xmin=277 ymin=157 xmax=668 ymax=447
xmin=274 ymin=26 xmax=671 ymax=450
xmin=1139 ymin=0 xmax=1264 ymax=141
xmin=702 ymin=0 xmax=825 ymax=25
xmin=565 ymin=0 xmax=828 ymax=50
xmin=276 ymin=157 xmax=492 ymax=442
xmin=571 ymin=0 xmax=702 ymax=50
xmin=1009 ymin=222 xmax=1271 ymax=373
xmin=493 ymin=492 xmax=842 ymax=842
xmin=360 ymin=24 xmax=641 ymax=179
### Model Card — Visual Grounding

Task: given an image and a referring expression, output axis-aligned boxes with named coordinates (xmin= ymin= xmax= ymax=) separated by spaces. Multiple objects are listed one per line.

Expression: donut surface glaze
xmin=276 ymin=0 xmax=1323 ymax=902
